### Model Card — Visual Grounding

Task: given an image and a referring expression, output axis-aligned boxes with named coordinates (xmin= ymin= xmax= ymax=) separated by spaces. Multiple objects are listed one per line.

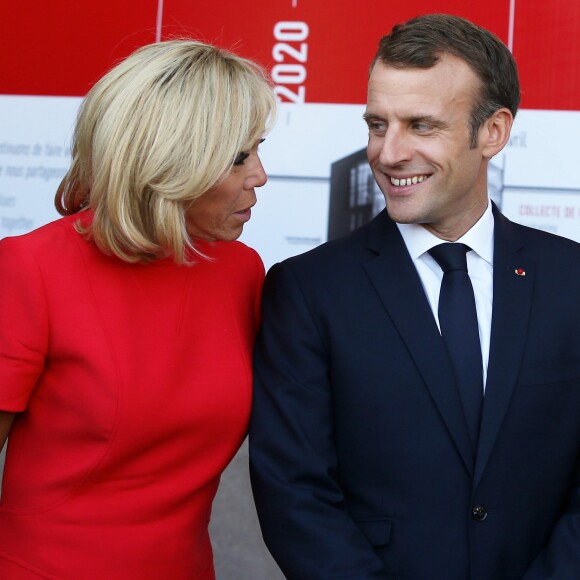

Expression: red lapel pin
xmin=514 ymin=268 xmax=526 ymax=276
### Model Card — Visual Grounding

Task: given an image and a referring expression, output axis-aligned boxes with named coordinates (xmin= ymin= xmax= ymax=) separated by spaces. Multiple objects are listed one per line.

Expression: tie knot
xmin=429 ymin=243 xmax=469 ymax=273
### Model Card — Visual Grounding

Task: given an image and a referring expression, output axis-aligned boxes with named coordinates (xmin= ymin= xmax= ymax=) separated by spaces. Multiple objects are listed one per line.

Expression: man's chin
xmin=385 ymin=205 xmax=423 ymax=225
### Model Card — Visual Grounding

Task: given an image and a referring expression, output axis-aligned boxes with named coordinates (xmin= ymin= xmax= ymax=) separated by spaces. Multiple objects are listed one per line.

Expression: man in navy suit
xmin=249 ymin=14 xmax=580 ymax=580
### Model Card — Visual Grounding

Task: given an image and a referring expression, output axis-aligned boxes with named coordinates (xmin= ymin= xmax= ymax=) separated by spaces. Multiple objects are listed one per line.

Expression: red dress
xmin=0 ymin=213 xmax=264 ymax=579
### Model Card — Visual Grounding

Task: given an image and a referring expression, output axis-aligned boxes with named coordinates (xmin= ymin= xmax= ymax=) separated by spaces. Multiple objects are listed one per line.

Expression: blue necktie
xmin=429 ymin=243 xmax=483 ymax=450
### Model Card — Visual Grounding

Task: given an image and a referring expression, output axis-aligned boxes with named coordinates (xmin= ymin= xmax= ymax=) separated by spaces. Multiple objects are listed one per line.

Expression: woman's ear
xmin=481 ymin=108 xmax=513 ymax=158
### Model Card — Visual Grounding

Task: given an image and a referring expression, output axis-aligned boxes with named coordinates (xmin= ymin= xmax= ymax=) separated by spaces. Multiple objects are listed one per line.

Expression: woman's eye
xmin=233 ymin=151 xmax=250 ymax=166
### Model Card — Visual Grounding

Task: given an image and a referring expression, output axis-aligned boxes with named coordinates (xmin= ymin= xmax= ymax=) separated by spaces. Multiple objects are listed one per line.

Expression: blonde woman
xmin=0 ymin=40 xmax=276 ymax=579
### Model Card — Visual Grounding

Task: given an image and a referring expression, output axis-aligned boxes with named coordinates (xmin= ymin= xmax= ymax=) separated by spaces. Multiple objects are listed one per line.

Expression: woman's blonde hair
xmin=55 ymin=40 xmax=276 ymax=263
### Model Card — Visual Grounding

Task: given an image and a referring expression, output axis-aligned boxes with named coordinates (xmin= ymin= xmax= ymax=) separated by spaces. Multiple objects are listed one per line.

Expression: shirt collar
xmin=396 ymin=201 xmax=494 ymax=265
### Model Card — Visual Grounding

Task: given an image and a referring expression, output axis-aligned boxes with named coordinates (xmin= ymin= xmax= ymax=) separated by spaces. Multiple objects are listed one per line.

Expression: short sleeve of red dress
xmin=0 ymin=236 xmax=49 ymax=411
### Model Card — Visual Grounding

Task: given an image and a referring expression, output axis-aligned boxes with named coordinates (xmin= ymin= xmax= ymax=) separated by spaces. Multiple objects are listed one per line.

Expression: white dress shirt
xmin=396 ymin=202 xmax=494 ymax=389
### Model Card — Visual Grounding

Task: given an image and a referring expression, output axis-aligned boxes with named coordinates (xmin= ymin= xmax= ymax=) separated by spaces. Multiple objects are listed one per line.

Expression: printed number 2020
xmin=273 ymin=21 xmax=309 ymax=104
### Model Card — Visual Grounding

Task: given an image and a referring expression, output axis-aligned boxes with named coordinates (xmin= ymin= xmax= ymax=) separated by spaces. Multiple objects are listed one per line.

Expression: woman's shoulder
xmin=199 ymin=239 xmax=264 ymax=272
xmin=0 ymin=214 xmax=82 ymax=265
xmin=193 ymin=241 xmax=265 ymax=302
xmin=0 ymin=214 xmax=80 ymax=250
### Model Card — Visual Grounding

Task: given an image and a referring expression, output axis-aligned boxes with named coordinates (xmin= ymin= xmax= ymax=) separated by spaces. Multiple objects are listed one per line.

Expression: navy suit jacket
xmin=249 ymin=206 xmax=580 ymax=579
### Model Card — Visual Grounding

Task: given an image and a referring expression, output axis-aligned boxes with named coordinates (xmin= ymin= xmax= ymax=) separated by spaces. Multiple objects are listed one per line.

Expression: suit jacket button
xmin=472 ymin=505 xmax=487 ymax=521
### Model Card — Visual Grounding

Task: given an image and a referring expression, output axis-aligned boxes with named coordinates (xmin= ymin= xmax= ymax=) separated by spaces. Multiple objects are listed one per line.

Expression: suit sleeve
xmin=249 ymin=261 xmax=386 ymax=579
xmin=523 ymin=462 xmax=580 ymax=579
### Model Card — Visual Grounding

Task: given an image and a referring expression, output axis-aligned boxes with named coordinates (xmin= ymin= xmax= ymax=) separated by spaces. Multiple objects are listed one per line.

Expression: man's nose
xmin=378 ymin=126 xmax=412 ymax=166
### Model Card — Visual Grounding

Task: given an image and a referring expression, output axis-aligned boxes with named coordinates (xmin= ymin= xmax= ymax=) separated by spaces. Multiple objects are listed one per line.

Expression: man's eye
xmin=367 ymin=120 xmax=386 ymax=132
xmin=233 ymin=151 xmax=250 ymax=166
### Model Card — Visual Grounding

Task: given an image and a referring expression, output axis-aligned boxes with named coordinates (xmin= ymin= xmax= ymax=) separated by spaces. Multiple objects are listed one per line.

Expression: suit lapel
xmin=474 ymin=208 xmax=534 ymax=487
xmin=362 ymin=212 xmax=475 ymax=474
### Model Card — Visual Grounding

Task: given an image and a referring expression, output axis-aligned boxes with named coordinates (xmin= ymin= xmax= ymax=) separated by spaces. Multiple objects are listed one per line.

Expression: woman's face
xmin=186 ymin=141 xmax=267 ymax=242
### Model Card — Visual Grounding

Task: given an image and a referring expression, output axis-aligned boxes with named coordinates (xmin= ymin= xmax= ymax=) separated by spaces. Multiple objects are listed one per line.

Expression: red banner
xmin=2 ymin=0 xmax=580 ymax=110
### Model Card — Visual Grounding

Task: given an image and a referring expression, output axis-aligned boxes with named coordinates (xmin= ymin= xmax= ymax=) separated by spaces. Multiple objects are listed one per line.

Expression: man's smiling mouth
xmin=389 ymin=175 xmax=429 ymax=187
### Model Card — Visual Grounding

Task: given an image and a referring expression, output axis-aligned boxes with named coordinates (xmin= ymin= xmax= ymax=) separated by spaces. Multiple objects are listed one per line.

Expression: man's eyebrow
xmin=363 ymin=112 xmax=447 ymax=127
xmin=407 ymin=114 xmax=447 ymax=127
xmin=362 ymin=113 xmax=387 ymax=124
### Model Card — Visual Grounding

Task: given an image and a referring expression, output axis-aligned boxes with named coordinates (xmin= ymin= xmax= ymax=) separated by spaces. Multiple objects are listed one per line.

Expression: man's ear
xmin=481 ymin=108 xmax=513 ymax=158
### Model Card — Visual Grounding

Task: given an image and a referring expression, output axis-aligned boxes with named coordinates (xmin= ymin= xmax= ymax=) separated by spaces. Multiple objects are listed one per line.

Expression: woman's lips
xmin=234 ymin=208 xmax=252 ymax=222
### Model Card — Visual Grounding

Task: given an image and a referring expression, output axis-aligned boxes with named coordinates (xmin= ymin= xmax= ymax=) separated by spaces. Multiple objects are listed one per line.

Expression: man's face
xmin=365 ymin=54 xmax=491 ymax=241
